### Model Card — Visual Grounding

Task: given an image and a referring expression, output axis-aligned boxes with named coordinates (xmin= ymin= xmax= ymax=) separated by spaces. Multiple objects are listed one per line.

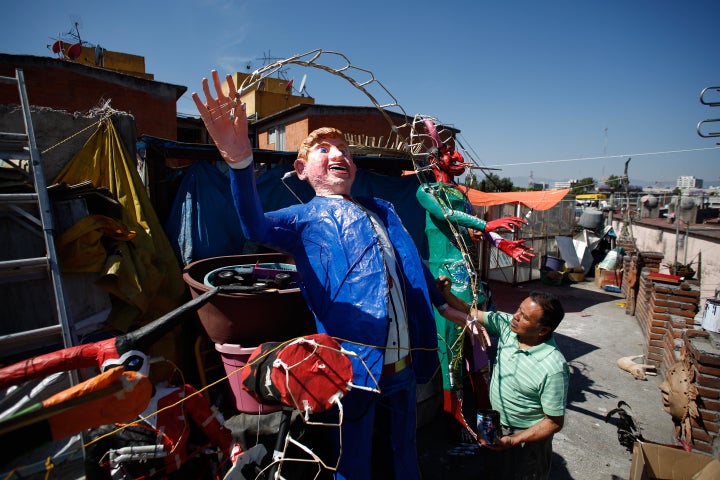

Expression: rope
xmin=40 ymin=114 xmax=110 ymax=155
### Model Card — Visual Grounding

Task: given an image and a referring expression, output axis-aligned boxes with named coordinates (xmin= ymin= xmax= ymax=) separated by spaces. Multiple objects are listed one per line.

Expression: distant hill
xmin=510 ymin=176 xmax=719 ymax=190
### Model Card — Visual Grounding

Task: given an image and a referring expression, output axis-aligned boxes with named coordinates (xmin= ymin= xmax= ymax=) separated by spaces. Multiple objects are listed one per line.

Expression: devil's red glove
xmin=484 ymin=216 xmax=526 ymax=232
xmin=498 ymin=239 xmax=535 ymax=263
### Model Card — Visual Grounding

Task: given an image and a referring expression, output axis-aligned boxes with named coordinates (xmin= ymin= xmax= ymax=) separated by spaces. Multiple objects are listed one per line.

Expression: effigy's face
xmin=658 ymin=361 xmax=692 ymax=421
xmin=438 ymin=148 xmax=466 ymax=179
xmin=296 ymin=137 xmax=356 ymax=196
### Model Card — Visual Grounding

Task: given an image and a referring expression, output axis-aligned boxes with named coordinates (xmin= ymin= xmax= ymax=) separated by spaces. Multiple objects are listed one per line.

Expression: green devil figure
xmin=416 ymin=119 xmax=534 ymax=441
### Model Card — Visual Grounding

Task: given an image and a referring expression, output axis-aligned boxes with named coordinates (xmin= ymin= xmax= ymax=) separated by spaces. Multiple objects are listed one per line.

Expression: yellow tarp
xmin=56 ymin=214 xmax=136 ymax=273
xmin=53 ymin=117 xmax=185 ymax=332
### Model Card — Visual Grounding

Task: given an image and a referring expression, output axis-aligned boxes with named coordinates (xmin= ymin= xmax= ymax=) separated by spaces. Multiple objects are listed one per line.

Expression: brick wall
xmin=683 ymin=330 xmax=720 ymax=456
xmin=624 ymin=251 xmax=662 ymax=316
xmin=634 ymin=263 xmax=699 ymax=369
xmin=651 ymin=283 xmax=701 ymax=370
xmin=1 ymin=54 xmax=182 ymax=140
xmin=634 ymin=270 xmax=653 ymax=355
xmin=628 ymin=256 xmax=717 ymax=455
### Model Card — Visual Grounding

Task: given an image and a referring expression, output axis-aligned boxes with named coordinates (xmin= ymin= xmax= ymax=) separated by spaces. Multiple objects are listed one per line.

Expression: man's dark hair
xmin=529 ymin=291 xmax=565 ymax=332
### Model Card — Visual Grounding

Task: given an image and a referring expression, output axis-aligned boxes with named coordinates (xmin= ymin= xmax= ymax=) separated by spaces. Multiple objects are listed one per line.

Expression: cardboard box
xmin=595 ymin=264 xmax=622 ymax=288
xmin=629 ymin=442 xmax=720 ymax=480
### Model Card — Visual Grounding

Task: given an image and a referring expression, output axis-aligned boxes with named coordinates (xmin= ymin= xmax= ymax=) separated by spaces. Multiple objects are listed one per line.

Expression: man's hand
xmin=467 ymin=228 xmax=484 ymax=243
xmin=191 ymin=70 xmax=253 ymax=168
xmin=485 ymin=216 xmax=527 ymax=232
xmin=482 ymin=434 xmax=516 ymax=451
xmin=435 ymin=275 xmax=453 ymax=298
xmin=484 ymin=415 xmax=564 ymax=450
xmin=497 ymin=239 xmax=535 ymax=263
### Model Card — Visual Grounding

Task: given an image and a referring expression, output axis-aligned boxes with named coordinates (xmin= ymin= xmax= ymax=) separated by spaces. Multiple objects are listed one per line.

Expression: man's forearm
xmin=510 ymin=415 xmax=564 ymax=445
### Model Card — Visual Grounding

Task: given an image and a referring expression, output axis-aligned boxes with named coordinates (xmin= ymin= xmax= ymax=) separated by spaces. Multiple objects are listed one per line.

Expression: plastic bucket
xmin=214 ymin=343 xmax=283 ymax=414
xmin=541 ymin=255 xmax=564 ymax=272
xmin=702 ymin=299 xmax=720 ymax=334
xmin=183 ymin=253 xmax=316 ymax=345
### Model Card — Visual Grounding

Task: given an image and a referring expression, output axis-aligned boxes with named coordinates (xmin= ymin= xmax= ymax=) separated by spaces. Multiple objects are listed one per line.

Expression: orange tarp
xmin=459 ymin=187 xmax=571 ymax=211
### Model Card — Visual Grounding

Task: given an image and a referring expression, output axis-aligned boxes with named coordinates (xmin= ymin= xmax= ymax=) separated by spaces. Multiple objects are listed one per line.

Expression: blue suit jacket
xmin=229 ymin=167 xmax=439 ymax=387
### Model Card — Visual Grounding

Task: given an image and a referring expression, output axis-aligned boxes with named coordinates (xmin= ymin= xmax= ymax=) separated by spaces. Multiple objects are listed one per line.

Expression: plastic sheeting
xmin=164 ymin=161 xmax=245 ymax=266
xmin=165 ymin=163 xmax=429 ymax=261
xmin=56 ymin=215 xmax=136 ymax=273
xmin=0 ymin=368 xmax=151 ymax=461
xmin=460 ymin=187 xmax=571 ymax=211
xmin=53 ymin=117 xmax=185 ymax=332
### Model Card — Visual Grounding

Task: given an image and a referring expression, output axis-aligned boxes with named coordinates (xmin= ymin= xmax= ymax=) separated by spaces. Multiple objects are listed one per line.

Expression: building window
xmin=268 ymin=126 xmax=286 ymax=150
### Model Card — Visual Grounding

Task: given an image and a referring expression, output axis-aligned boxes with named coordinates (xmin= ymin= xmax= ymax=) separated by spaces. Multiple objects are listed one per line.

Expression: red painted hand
xmin=497 ymin=239 xmax=535 ymax=263
xmin=485 ymin=216 xmax=527 ymax=232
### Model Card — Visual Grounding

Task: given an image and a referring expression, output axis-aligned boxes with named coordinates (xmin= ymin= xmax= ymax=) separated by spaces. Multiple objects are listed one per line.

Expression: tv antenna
xmin=67 ymin=16 xmax=84 ymax=44
xmin=257 ymin=51 xmax=291 ymax=80
xmin=47 ymin=16 xmax=87 ymax=60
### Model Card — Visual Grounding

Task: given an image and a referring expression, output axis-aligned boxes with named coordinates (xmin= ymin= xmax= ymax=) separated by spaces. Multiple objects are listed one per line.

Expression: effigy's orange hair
xmin=297 ymin=127 xmax=348 ymax=161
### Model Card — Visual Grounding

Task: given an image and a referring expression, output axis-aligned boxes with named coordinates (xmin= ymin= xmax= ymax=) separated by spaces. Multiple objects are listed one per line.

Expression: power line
xmin=487 ymin=146 xmax=720 ymax=168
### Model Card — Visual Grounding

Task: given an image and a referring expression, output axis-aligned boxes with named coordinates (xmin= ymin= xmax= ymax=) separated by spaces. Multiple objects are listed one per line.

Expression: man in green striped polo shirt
xmin=437 ymin=279 xmax=568 ymax=479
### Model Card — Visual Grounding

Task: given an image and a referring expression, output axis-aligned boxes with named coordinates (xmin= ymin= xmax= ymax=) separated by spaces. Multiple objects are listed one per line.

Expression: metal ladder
xmin=0 ymin=68 xmax=77 ymax=358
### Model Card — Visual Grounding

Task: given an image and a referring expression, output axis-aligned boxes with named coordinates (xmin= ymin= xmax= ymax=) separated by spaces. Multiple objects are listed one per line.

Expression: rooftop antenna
xmin=257 ymin=50 xmax=290 ymax=80
xmin=603 ymin=127 xmax=608 ymax=181
xmin=47 ymin=16 xmax=88 ymax=60
xmin=69 ymin=17 xmax=83 ymax=45
xmin=64 ymin=16 xmax=84 ymax=60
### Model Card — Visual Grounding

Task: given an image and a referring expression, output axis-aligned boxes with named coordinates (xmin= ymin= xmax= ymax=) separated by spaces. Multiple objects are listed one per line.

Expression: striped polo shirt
xmin=485 ymin=311 xmax=569 ymax=429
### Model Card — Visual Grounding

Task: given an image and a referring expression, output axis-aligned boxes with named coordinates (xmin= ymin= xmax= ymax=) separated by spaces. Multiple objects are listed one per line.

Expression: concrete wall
xmin=0 ymin=105 xmax=134 ymax=183
xmin=612 ymin=219 xmax=720 ymax=320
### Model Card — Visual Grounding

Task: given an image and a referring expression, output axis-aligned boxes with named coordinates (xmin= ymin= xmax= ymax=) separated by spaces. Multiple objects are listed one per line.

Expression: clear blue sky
xmin=3 ymin=0 xmax=719 ymax=187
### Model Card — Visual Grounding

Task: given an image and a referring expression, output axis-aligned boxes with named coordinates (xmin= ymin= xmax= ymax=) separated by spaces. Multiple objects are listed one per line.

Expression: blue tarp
xmin=165 ymin=162 xmax=428 ymax=265
xmin=165 ymin=161 xmax=246 ymax=266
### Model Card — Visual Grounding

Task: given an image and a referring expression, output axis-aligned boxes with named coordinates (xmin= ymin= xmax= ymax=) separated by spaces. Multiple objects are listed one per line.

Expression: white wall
xmin=611 ymin=219 xmax=720 ymax=321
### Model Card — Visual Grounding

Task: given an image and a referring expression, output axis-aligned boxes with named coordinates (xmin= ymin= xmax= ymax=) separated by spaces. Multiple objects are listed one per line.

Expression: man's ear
xmin=539 ymin=325 xmax=552 ymax=339
xmin=294 ymin=159 xmax=306 ymax=180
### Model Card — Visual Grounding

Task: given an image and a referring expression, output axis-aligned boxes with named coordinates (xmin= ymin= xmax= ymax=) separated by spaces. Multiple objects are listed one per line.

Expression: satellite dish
xmin=67 ymin=43 xmax=82 ymax=60
xmin=298 ymin=74 xmax=307 ymax=96
xmin=51 ymin=40 xmax=63 ymax=54
xmin=94 ymin=45 xmax=104 ymax=66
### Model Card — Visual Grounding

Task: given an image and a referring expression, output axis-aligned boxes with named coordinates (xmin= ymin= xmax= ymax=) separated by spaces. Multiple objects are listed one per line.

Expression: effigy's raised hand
xmin=191 ymin=70 xmax=252 ymax=167
xmin=498 ymin=239 xmax=535 ymax=263
xmin=484 ymin=216 xmax=526 ymax=232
